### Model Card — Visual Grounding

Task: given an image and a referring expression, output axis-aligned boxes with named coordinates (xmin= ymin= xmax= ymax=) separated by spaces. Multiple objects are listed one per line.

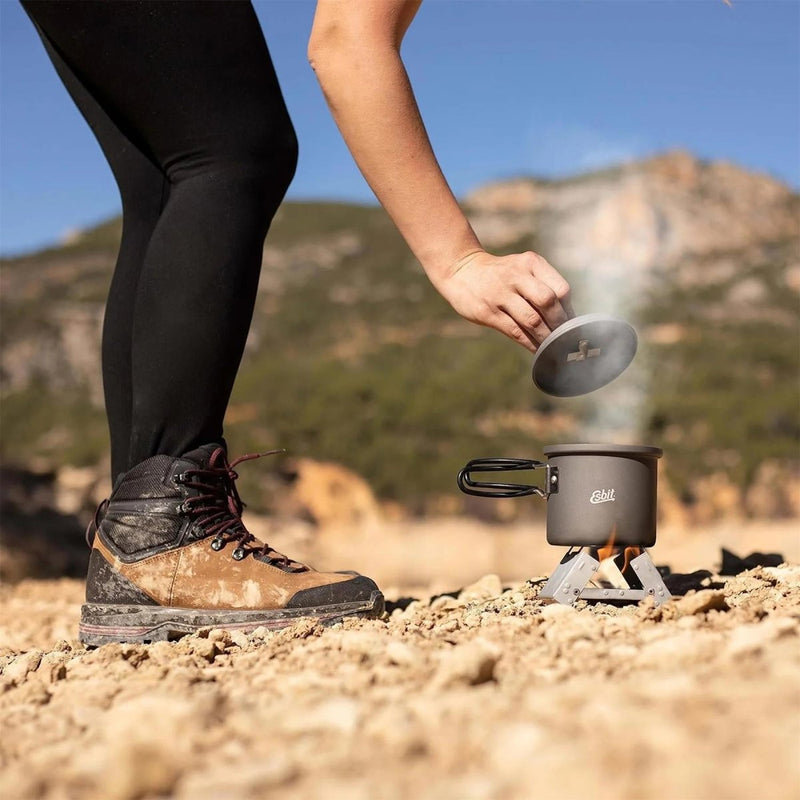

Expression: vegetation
xmin=1 ymin=195 xmax=797 ymax=512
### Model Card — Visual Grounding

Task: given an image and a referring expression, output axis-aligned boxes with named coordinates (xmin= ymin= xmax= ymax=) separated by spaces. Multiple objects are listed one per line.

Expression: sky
xmin=0 ymin=0 xmax=798 ymax=256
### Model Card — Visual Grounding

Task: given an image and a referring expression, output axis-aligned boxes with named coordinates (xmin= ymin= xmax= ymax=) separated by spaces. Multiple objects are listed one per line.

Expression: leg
xmin=22 ymin=0 xmax=298 ymax=468
xmin=23 ymin=12 xmax=169 ymax=482
xmin=22 ymin=3 xmax=383 ymax=643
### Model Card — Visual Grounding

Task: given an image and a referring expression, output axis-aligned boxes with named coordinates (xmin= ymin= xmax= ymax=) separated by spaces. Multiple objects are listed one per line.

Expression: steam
xmin=571 ymin=256 xmax=651 ymax=444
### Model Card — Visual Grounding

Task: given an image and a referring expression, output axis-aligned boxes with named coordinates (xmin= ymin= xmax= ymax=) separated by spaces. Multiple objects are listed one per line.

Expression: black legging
xmin=21 ymin=1 xmax=298 ymax=482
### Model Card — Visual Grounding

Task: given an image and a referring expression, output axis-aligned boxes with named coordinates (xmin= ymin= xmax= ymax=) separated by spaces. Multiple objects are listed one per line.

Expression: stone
xmin=229 ymin=631 xmax=250 ymax=649
xmin=460 ymin=574 xmax=503 ymax=602
xmin=540 ymin=603 xmax=575 ymax=620
xmin=726 ymin=618 xmax=797 ymax=657
xmin=36 ymin=653 xmax=69 ymax=684
xmin=207 ymin=629 xmax=232 ymax=648
xmin=284 ymin=697 xmax=361 ymax=735
xmin=430 ymin=594 xmax=461 ymax=611
xmin=385 ymin=641 xmax=418 ymax=666
xmin=4 ymin=650 xmax=43 ymax=684
xmin=675 ymin=590 xmax=729 ymax=616
xmin=190 ymin=638 xmax=218 ymax=663
xmin=432 ymin=639 xmax=500 ymax=687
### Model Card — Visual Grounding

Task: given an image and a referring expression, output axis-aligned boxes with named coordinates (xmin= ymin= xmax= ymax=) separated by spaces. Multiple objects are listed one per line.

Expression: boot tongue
xmin=179 ymin=442 xmax=227 ymax=469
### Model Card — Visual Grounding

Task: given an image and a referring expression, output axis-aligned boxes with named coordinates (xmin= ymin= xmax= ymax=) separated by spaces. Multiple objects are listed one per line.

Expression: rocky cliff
xmin=1 ymin=151 xmax=798 ymax=524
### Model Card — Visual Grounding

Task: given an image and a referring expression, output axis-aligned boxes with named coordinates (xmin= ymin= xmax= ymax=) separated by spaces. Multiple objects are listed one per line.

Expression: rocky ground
xmin=1 ymin=520 xmax=799 ymax=800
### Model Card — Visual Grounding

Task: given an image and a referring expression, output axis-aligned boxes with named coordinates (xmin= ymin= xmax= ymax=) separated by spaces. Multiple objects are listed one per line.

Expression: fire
xmin=621 ymin=546 xmax=642 ymax=575
xmin=596 ymin=525 xmax=617 ymax=562
xmin=596 ymin=525 xmax=642 ymax=576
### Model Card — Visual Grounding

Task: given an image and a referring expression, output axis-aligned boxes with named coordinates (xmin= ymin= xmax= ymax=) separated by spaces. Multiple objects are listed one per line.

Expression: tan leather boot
xmin=80 ymin=443 xmax=383 ymax=644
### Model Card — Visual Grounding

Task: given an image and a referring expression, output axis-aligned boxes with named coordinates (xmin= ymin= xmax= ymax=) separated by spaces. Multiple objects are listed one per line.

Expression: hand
xmin=435 ymin=250 xmax=575 ymax=352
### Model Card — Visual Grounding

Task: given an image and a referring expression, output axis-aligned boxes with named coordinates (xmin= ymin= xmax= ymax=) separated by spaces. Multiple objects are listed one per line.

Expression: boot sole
xmin=79 ymin=590 xmax=385 ymax=646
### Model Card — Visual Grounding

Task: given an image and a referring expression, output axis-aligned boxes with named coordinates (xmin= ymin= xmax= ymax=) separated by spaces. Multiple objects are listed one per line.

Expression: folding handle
xmin=457 ymin=458 xmax=558 ymax=499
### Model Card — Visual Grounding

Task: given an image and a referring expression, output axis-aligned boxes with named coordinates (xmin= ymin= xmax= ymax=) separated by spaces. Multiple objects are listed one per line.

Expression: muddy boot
xmin=80 ymin=443 xmax=383 ymax=645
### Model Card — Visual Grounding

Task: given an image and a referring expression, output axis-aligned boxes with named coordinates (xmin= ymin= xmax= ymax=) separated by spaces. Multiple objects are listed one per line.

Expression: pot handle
xmin=457 ymin=458 xmax=558 ymax=499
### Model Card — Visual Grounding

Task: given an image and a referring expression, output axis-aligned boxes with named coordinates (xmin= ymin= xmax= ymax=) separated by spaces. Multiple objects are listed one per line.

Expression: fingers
xmin=514 ymin=276 xmax=569 ymax=331
xmin=493 ymin=312 xmax=538 ymax=353
xmin=499 ymin=295 xmax=553 ymax=346
xmin=439 ymin=248 xmax=575 ymax=353
xmin=520 ymin=253 xmax=574 ymax=323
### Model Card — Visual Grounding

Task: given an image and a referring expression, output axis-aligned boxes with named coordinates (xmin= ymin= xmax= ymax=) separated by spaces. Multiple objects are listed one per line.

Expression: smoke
xmin=572 ymin=256 xmax=652 ymax=444
xmin=513 ymin=139 xmax=663 ymax=446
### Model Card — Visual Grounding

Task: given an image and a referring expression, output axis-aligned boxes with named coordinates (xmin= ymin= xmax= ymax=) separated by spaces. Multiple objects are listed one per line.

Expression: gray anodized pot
xmin=542 ymin=444 xmax=662 ymax=547
xmin=457 ymin=443 xmax=662 ymax=547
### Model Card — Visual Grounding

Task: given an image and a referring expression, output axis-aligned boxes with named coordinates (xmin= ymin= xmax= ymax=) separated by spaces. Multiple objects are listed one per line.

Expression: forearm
xmin=309 ymin=0 xmax=572 ymax=352
xmin=308 ymin=30 xmax=480 ymax=284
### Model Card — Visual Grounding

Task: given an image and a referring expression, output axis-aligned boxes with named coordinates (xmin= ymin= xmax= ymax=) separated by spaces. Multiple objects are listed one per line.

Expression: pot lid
xmin=531 ymin=313 xmax=638 ymax=397
xmin=543 ymin=443 xmax=663 ymax=458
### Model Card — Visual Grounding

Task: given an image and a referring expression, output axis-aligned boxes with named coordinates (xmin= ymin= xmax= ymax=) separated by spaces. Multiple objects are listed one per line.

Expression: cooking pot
xmin=457 ymin=444 xmax=662 ymax=547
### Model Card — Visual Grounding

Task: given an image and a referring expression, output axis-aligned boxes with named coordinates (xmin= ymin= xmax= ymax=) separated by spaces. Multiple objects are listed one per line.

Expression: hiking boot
xmin=80 ymin=443 xmax=384 ymax=645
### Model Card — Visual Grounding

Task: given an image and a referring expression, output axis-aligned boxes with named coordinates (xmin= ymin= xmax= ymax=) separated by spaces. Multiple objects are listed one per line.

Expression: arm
xmin=308 ymin=0 xmax=573 ymax=351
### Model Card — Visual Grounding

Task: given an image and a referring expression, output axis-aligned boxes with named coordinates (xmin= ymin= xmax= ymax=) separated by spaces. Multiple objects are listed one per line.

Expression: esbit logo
xmin=590 ymin=488 xmax=616 ymax=504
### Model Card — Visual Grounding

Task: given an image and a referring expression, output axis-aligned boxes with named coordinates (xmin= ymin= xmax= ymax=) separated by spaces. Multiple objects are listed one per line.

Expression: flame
xmin=621 ymin=546 xmax=642 ymax=575
xmin=596 ymin=526 xmax=642 ymax=577
xmin=596 ymin=525 xmax=617 ymax=562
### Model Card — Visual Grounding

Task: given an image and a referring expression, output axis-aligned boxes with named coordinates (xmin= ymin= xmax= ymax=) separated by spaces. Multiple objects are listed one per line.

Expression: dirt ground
xmin=1 ymin=518 xmax=799 ymax=800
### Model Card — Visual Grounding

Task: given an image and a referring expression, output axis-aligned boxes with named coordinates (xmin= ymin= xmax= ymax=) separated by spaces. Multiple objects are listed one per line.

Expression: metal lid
xmin=531 ymin=313 xmax=638 ymax=397
xmin=543 ymin=443 xmax=663 ymax=458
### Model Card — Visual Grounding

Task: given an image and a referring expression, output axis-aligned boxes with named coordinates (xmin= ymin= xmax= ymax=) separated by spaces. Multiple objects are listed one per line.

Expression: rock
xmin=74 ymin=695 xmax=206 ymax=800
xmin=329 ymin=630 xmax=386 ymax=659
xmin=489 ymin=722 xmax=545 ymax=773
xmin=402 ymin=600 xmax=425 ymax=618
xmin=275 ymin=618 xmax=320 ymax=642
xmin=764 ymin=565 xmax=800 ymax=585
xmin=462 ymin=612 xmax=483 ymax=629
xmin=675 ymin=590 xmax=729 ymax=616
xmin=430 ymin=594 xmax=461 ymax=610
xmin=119 ymin=645 xmax=149 ymax=667
xmin=249 ymin=626 xmax=273 ymax=642
xmin=435 ymin=619 xmax=460 ymax=634
xmin=229 ymin=631 xmax=250 ymax=650
xmin=385 ymin=641 xmax=418 ymax=666
xmin=207 ymin=629 xmax=232 ymax=648
xmin=4 ymin=650 xmax=43 ymax=683
xmin=178 ymin=758 xmax=298 ymax=797
xmin=277 ymin=457 xmax=383 ymax=528
xmin=12 ymin=680 xmax=51 ymax=706
xmin=505 ymin=591 xmax=526 ymax=608
xmin=540 ymin=603 xmax=575 ymax=620
xmin=432 ymin=639 xmax=500 ymax=687
xmin=726 ymin=619 xmax=797 ymax=657
xmin=284 ymin=697 xmax=361 ymax=735
xmin=460 ymin=574 xmax=503 ymax=602
xmin=36 ymin=652 xmax=69 ymax=684
xmin=189 ymin=638 xmax=218 ymax=663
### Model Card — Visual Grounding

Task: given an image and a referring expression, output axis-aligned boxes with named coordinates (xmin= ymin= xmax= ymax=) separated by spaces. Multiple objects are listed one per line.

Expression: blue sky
xmin=1 ymin=0 xmax=798 ymax=256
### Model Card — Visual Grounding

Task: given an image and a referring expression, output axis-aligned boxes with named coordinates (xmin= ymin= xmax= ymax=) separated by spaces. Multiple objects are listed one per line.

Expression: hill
xmin=1 ymin=151 xmax=798 ymax=515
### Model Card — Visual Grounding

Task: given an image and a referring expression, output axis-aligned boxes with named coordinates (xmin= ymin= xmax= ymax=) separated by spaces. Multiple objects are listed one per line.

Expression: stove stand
xmin=539 ymin=547 xmax=671 ymax=606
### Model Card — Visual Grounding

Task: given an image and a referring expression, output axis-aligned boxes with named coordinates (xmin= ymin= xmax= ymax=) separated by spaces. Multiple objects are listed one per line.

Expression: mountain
xmin=1 ymin=151 xmax=798 ymax=517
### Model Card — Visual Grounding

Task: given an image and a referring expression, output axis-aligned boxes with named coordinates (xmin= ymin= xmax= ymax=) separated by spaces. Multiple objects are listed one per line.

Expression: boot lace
xmin=175 ymin=446 xmax=308 ymax=572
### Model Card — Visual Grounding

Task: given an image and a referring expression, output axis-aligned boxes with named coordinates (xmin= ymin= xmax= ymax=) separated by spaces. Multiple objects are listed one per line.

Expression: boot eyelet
xmin=232 ymin=547 xmax=246 ymax=561
xmin=177 ymin=500 xmax=192 ymax=515
xmin=210 ymin=537 xmax=225 ymax=552
xmin=174 ymin=472 xmax=186 ymax=486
